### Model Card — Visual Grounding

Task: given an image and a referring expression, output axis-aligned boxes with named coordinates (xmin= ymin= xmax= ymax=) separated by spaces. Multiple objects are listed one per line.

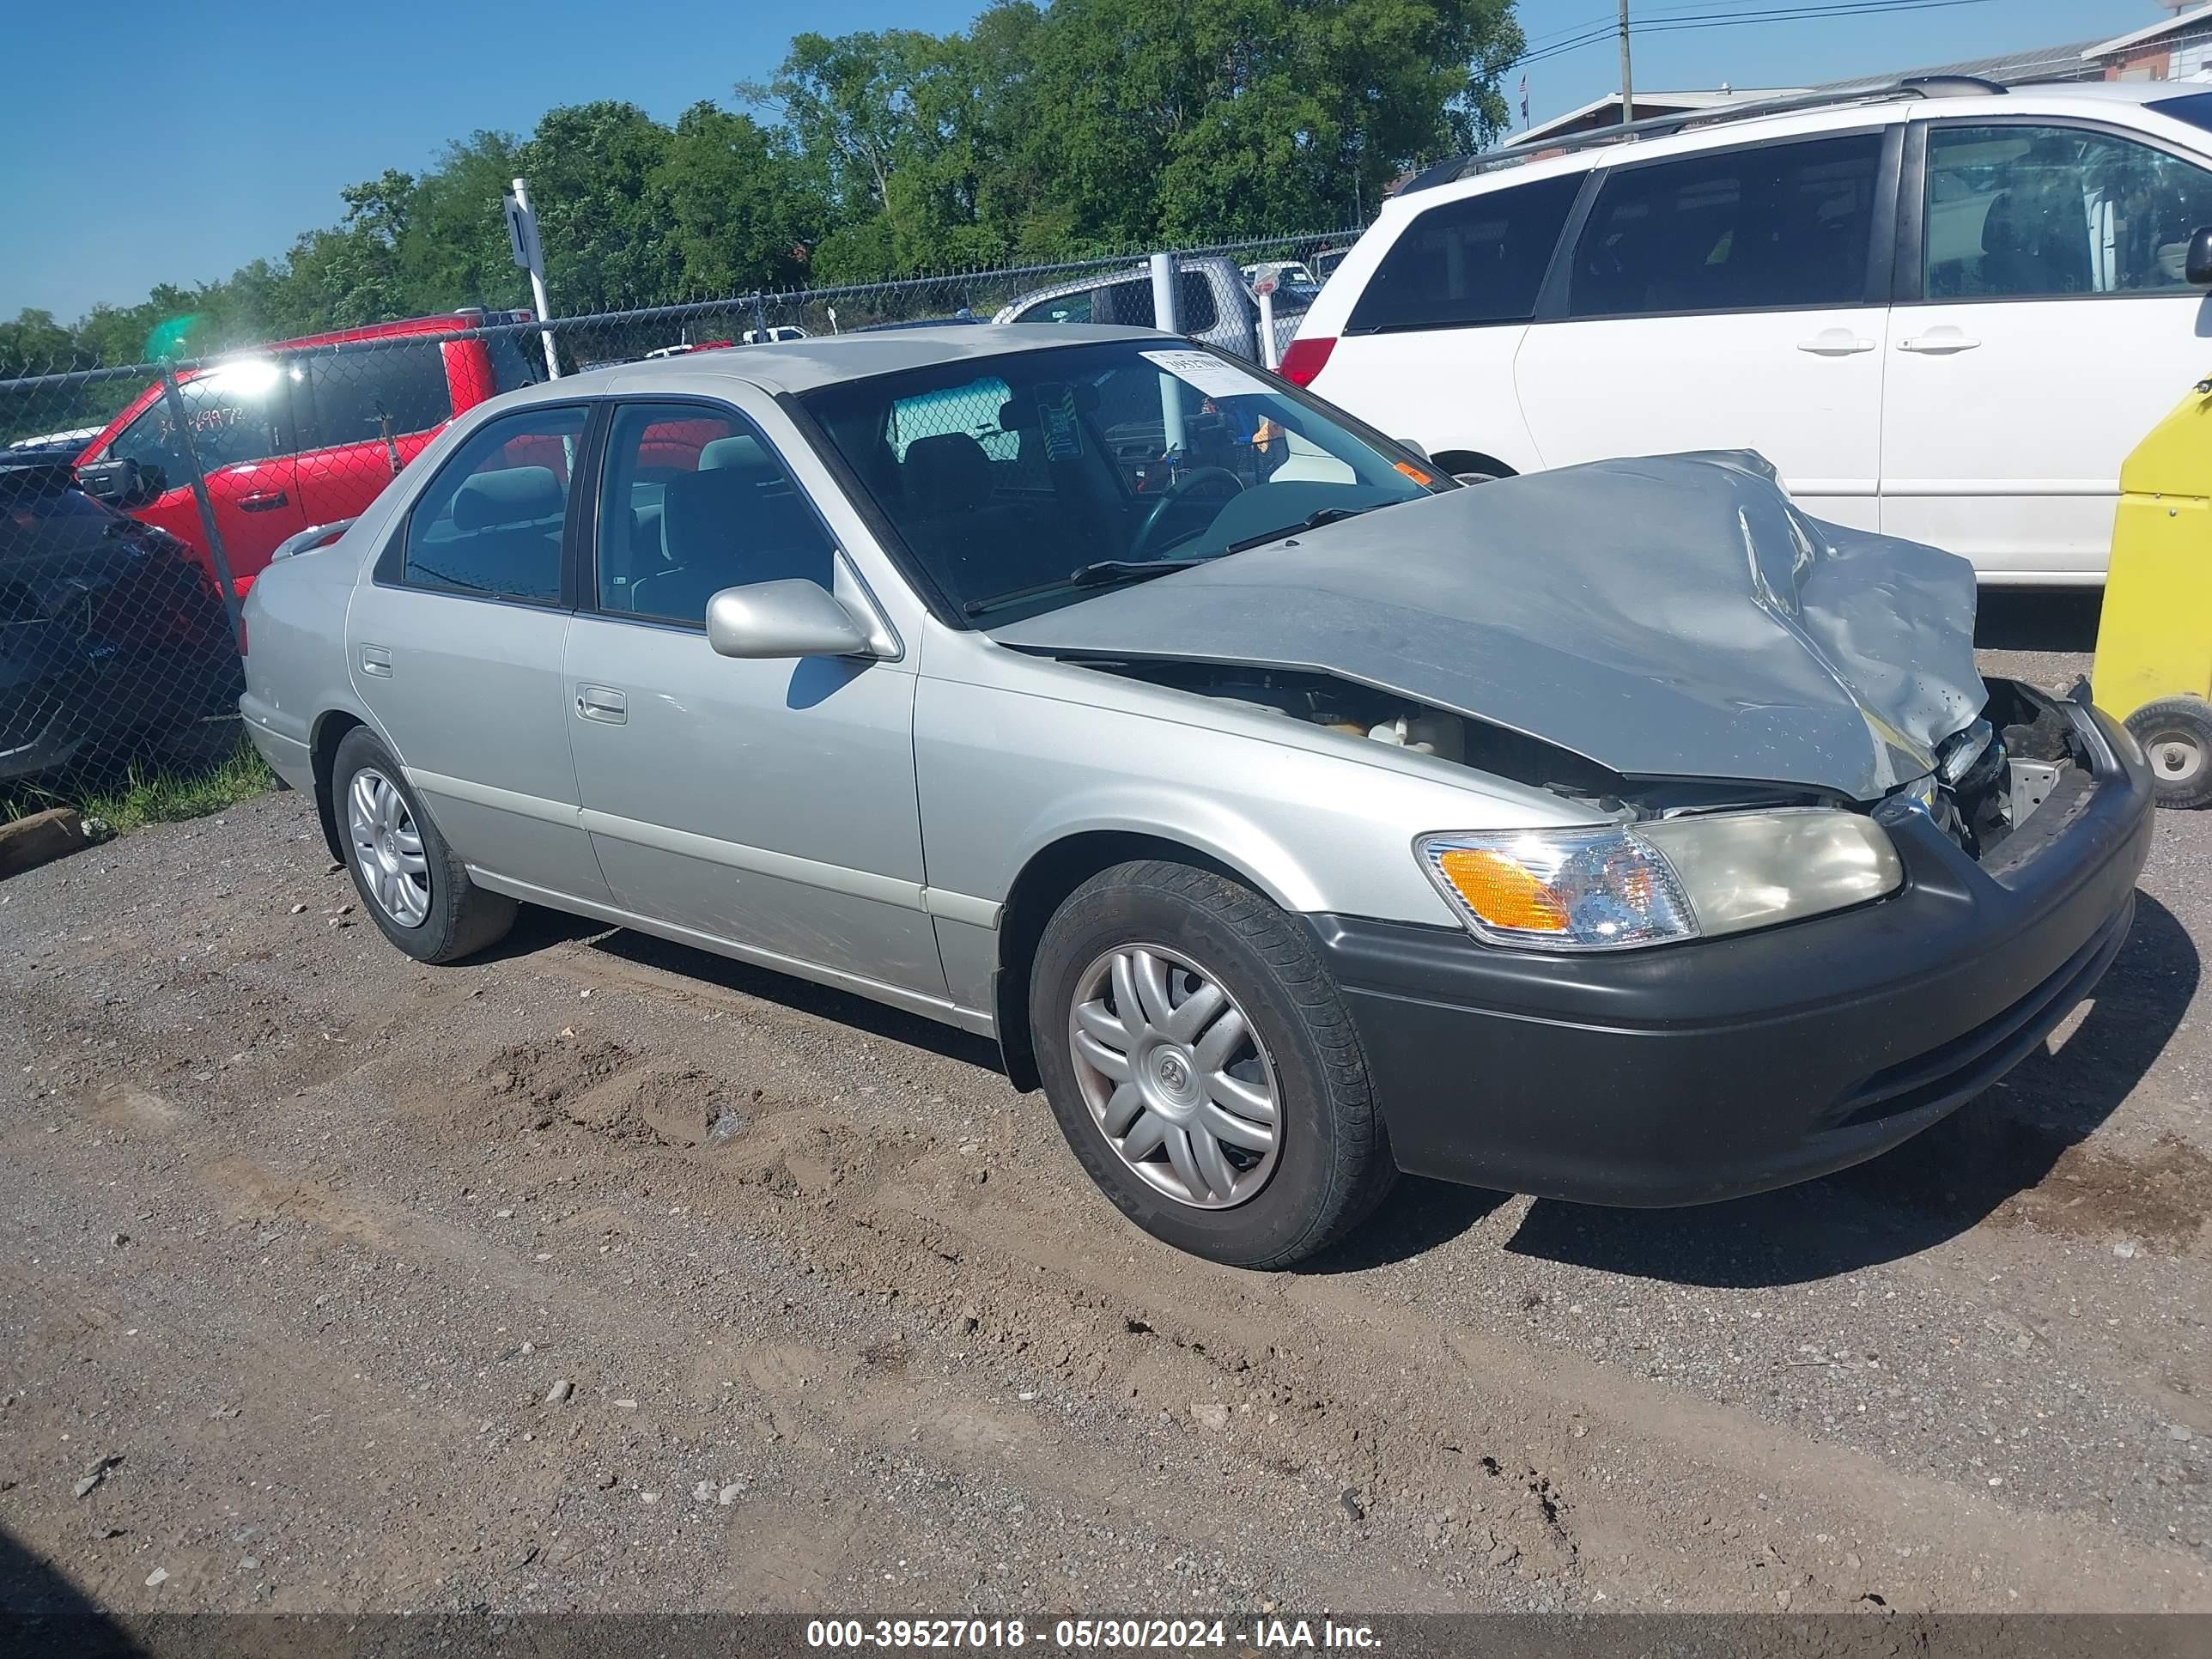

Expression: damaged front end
xmin=1071 ymin=653 xmax=2095 ymax=948
xmin=991 ymin=450 xmax=2119 ymax=948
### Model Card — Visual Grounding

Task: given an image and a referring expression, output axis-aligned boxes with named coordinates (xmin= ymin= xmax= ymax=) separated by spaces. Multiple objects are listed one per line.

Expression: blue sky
xmin=0 ymin=0 xmax=2160 ymax=319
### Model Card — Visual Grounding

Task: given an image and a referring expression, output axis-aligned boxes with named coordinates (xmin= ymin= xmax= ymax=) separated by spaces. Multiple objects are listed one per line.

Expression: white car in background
xmin=1285 ymin=77 xmax=2212 ymax=586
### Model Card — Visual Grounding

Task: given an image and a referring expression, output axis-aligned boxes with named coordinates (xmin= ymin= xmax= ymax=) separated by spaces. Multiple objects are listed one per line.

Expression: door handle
xmin=575 ymin=684 xmax=628 ymax=725
xmin=1898 ymin=331 xmax=1981 ymax=355
xmin=360 ymin=644 xmax=392 ymax=678
xmin=239 ymin=489 xmax=291 ymax=512
xmin=1796 ymin=330 xmax=1875 ymax=356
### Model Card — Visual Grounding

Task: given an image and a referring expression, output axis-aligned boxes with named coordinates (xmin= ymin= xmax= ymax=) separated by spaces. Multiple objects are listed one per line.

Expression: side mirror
xmin=2189 ymin=226 xmax=2212 ymax=287
xmin=705 ymin=579 xmax=878 ymax=660
xmin=78 ymin=457 xmax=163 ymax=509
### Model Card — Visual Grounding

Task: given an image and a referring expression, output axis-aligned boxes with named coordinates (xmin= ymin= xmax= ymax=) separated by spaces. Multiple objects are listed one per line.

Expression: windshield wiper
xmin=1220 ymin=504 xmax=1378 ymax=557
xmin=963 ymin=557 xmax=1202 ymax=617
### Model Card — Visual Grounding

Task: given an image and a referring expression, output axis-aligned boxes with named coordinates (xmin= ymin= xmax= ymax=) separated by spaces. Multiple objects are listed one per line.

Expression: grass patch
xmin=4 ymin=728 xmax=276 ymax=833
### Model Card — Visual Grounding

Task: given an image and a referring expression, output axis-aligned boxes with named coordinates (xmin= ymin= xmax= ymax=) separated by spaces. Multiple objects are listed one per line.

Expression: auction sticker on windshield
xmin=1139 ymin=349 xmax=1270 ymax=400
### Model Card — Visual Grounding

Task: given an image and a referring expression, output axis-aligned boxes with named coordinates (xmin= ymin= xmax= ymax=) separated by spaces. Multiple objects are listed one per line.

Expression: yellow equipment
xmin=2093 ymin=374 xmax=2212 ymax=808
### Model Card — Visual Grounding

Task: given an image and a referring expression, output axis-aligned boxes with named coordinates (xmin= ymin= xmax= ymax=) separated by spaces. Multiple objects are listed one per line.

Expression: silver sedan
xmin=241 ymin=325 xmax=2149 ymax=1266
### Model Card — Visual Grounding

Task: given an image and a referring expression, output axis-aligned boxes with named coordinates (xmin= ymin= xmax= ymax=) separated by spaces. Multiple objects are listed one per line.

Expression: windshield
xmin=801 ymin=339 xmax=1444 ymax=623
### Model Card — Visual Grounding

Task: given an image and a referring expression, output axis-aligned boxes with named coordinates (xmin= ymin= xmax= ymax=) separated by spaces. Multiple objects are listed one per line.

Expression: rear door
xmin=1881 ymin=118 xmax=2212 ymax=580
xmin=94 ymin=362 xmax=309 ymax=597
xmin=1513 ymin=128 xmax=1896 ymax=532
xmin=294 ymin=337 xmax=455 ymax=532
xmin=345 ymin=400 xmax=611 ymax=903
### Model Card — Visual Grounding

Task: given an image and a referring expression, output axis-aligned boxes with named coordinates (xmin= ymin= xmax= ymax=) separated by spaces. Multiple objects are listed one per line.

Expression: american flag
xmin=1519 ymin=74 xmax=1529 ymax=127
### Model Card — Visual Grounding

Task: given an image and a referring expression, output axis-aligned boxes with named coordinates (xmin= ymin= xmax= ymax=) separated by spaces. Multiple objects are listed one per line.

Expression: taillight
xmin=1279 ymin=336 xmax=1336 ymax=387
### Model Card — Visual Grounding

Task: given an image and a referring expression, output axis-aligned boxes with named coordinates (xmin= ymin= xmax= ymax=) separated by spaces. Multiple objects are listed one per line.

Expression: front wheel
xmin=1030 ymin=860 xmax=1395 ymax=1267
xmin=331 ymin=726 xmax=516 ymax=962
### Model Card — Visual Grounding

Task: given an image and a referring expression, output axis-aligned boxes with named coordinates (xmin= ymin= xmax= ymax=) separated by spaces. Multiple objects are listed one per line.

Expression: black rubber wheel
xmin=1449 ymin=470 xmax=1502 ymax=485
xmin=1030 ymin=860 xmax=1395 ymax=1267
xmin=331 ymin=726 xmax=516 ymax=962
xmin=2124 ymin=696 xmax=2212 ymax=811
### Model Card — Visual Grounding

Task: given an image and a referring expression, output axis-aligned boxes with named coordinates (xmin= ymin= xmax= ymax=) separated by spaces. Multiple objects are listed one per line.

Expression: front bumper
xmin=1312 ymin=696 xmax=2154 ymax=1207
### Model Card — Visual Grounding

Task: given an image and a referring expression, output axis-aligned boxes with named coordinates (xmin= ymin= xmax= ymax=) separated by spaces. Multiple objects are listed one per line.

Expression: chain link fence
xmin=0 ymin=231 xmax=1351 ymax=813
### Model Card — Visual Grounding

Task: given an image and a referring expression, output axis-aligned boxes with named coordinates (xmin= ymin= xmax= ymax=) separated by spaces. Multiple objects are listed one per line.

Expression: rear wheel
xmin=2126 ymin=696 xmax=2212 ymax=810
xmin=331 ymin=726 xmax=515 ymax=962
xmin=1030 ymin=860 xmax=1395 ymax=1267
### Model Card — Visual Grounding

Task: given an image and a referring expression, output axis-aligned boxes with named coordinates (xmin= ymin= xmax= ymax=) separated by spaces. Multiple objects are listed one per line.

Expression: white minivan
xmin=1285 ymin=78 xmax=2212 ymax=585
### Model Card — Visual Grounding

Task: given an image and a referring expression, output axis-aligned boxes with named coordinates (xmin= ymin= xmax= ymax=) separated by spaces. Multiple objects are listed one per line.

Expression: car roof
xmin=1393 ymin=78 xmax=2212 ymax=210
xmin=505 ymin=323 xmax=1171 ymax=400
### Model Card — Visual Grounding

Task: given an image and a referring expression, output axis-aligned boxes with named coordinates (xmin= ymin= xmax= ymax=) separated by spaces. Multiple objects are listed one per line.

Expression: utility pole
xmin=1617 ymin=0 xmax=1635 ymax=127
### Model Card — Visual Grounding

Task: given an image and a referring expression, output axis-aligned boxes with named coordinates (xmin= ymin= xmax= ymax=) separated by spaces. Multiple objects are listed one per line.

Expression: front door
xmin=96 ymin=361 xmax=308 ymax=598
xmin=345 ymin=400 xmax=610 ymax=903
xmin=1881 ymin=118 xmax=2212 ymax=581
xmin=562 ymin=398 xmax=942 ymax=998
xmin=1513 ymin=128 xmax=1894 ymax=532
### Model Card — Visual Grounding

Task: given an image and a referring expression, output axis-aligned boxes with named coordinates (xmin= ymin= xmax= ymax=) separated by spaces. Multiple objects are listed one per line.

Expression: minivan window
xmin=2152 ymin=91 xmax=2212 ymax=137
xmin=1568 ymin=131 xmax=1884 ymax=317
xmin=1346 ymin=173 xmax=1582 ymax=333
xmin=398 ymin=405 xmax=586 ymax=603
xmin=301 ymin=340 xmax=451 ymax=454
xmin=595 ymin=403 xmax=836 ymax=624
xmin=1923 ymin=124 xmax=2212 ymax=299
xmin=489 ymin=335 xmax=547 ymax=392
xmin=106 ymin=359 xmax=297 ymax=482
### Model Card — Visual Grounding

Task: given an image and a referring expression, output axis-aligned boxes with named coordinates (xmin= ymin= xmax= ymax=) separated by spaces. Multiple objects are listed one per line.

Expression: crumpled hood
xmin=988 ymin=453 xmax=1985 ymax=802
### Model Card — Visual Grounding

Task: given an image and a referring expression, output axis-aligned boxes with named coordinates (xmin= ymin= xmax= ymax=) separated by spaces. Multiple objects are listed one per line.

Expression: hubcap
xmin=2147 ymin=730 xmax=2203 ymax=784
xmin=346 ymin=767 xmax=430 ymax=928
xmin=1067 ymin=944 xmax=1280 ymax=1210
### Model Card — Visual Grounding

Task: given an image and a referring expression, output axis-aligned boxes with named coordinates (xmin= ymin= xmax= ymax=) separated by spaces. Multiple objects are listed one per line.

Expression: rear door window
xmin=1567 ymin=131 xmax=1885 ymax=317
xmin=396 ymin=405 xmax=586 ymax=604
xmin=302 ymin=340 xmax=452 ymax=453
xmin=1346 ymin=173 xmax=1582 ymax=333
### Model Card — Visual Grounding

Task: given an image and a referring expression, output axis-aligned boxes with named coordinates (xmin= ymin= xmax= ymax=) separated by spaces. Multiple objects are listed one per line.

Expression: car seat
xmin=635 ymin=459 xmax=834 ymax=622
xmin=441 ymin=465 xmax=565 ymax=594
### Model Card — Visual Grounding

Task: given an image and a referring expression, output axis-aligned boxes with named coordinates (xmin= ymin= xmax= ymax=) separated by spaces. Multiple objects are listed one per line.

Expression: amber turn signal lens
xmin=1434 ymin=847 xmax=1571 ymax=933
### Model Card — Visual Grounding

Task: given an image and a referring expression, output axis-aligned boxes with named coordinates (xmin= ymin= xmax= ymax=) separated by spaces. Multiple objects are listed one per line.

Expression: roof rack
xmin=1399 ymin=75 xmax=2008 ymax=196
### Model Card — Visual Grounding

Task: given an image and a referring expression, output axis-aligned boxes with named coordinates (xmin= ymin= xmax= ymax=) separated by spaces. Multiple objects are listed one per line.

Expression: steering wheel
xmin=1130 ymin=466 xmax=1244 ymax=560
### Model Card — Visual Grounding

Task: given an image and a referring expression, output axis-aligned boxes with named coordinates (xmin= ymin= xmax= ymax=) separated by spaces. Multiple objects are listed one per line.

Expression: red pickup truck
xmin=76 ymin=311 xmax=542 ymax=601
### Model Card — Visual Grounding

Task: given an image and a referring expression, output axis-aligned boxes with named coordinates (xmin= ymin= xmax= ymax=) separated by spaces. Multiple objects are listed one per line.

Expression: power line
xmin=1504 ymin=0 xmax=2000 ymax=75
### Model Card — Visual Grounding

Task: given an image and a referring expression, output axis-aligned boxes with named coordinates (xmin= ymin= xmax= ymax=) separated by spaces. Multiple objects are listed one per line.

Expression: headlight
xmin=1418 ymin=810 xmax=1901 ymax=951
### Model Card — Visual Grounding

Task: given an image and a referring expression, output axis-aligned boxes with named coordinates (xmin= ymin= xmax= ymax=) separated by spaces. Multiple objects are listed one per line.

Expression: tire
xmin=331 ymin=726 xmax=516 ymax=963
xmin=2125 ymin=696 xmax=2212 ymax=810
xmin=1029 ymin=860 xmax=1395 ymax=1267
xmin=1449 ymin=471 xmax=1501 ymax=486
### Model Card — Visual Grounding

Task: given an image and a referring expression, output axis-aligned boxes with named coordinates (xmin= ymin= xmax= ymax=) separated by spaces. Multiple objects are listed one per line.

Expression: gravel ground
xmin=1 ymin=601 xmax=2207 ymax=1620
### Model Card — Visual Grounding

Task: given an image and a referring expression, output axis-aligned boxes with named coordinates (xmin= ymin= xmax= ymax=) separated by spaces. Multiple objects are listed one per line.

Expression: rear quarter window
xmin=1346 ymin=173 xmax=1582 ymax=333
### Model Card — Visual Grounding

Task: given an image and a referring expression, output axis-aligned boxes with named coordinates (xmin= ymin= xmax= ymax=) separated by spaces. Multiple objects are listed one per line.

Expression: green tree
xmin=516 ymin=101 xmax=684 ymax=310
xmin=16 ymin=2 xmax=1524 ymax=363
xmin=653 ymin=103 xmax=824 ymax=296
